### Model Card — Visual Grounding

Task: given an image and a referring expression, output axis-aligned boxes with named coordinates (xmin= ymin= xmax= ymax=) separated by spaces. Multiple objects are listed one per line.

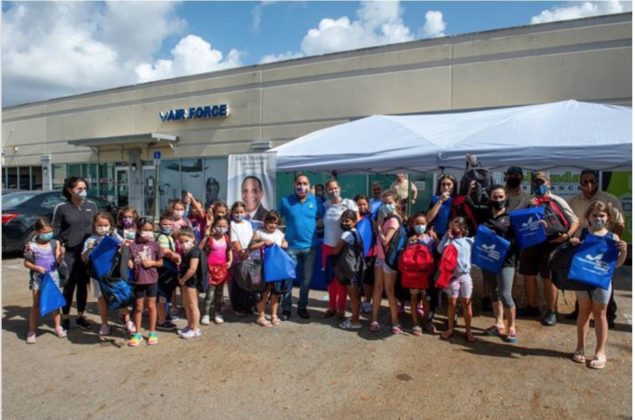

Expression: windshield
xmin=2 ymin=192 xmax=40 ymax=209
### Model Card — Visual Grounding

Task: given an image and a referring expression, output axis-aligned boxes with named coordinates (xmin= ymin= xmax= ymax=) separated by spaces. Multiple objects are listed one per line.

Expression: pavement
xmin=2 ymin=255 xmax=632 ymax=419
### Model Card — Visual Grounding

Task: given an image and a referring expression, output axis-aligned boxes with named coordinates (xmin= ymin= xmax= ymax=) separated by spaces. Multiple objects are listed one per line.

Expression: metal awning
xmin=67 ymin=133 xmax=178 ymax=148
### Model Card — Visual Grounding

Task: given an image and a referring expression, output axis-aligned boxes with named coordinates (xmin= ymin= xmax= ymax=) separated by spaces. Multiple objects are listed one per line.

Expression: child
xmin=155 ymin=214 xmax=181 ymax=331
xmin=354 ymin=194 xmax=375 ymax=314
xmin=81 ymin=212 xmax=134 ymax=336
xmin=405 ymin=213 xmax=437 ymax=336
xmin=126 ymin=218 xmax=163 ymax=346
xmin=334 ymin=210 xmax=365 ymax=329
xmin=438 ymin=217 xmax=475 ymax=342
xmin=570 ymin=201 xmax=627 ymax=369
xmin=24 ymin=218 xmax=67 ymax=343
xmin=229 ymin=201 xmax=255 ymax=316
xmin=176 ymin=228 xmax=205 ymax=339
xmin=116 ymin=207 xmax=139 ymax=243
xmin=213 ymin=201 xmax=230 ymax=219
xmin=249 ymin=210 xmax=288 ymax=326
xmin=183 ymin=191 xmax=205 ymax=241
xmin=201 ymin=217 xmax=233 ymax=325
xmin=171 ymin=200 xmax=191 ymax=233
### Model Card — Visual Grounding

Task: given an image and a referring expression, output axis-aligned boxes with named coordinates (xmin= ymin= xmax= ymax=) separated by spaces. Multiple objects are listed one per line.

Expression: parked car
xmin=2 ymin=191 xmax=116 ymax=253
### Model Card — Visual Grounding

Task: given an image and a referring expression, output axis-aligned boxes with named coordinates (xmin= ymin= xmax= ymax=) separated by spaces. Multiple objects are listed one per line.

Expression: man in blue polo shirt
xmin=279 ymin=174 xmax=324 ymax=320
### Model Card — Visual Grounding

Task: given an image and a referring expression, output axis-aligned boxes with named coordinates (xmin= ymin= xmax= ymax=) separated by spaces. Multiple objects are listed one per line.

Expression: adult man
xmin=504 ymin=166 xmax=531 ymax=211
xmin=390 ymin=173 xmax=417 ymax=211
xmin=517 ymin=171 xmax=579 ymax=326
xmin=567 ymin=169 xmax=625 ymax=327
xmin=241 ymin=176 xmax=267 ymax=221
xmin=205 ymin=177 xmax=221 ymax=208
xmin=278 ymin=174 xmax=324 ymax=320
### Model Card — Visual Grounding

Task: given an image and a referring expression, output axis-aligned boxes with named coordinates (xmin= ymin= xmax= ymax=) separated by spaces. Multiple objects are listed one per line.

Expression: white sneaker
xmin=177 ymin=327 xmax=191 ymax=337
xmin=98 ymin=324 xmax=111 ymax=336
xmin=201 ymin=315 xmax=210 ymax=325
xmin=213 ymin=315 xmax=224 ymax=324
xmin=181 ymin=329 xmax=201 ymax=339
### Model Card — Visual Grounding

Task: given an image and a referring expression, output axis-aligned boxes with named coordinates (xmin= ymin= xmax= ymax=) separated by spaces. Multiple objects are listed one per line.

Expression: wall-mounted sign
xmin=160 ymin=104 xmax=230 ymax=122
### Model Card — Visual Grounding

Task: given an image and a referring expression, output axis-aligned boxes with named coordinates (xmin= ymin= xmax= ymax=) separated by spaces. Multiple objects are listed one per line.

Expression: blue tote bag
xmin=471 ymin=225 xmax=511 ymax=274
xmin=263 ymin=244 xmax=297 ymax=282
xmin=431 ymin=196 xmax=452 ymax=236
xmin=39 ymin=273 xmax=66 ymax=316
xmin=90 ymin=235 xmax=120 ymax=280
xmin=568 ymin=235 xmax=618 ymax=290
xmin=510 ymin=207 xmax=546 ymax=250
xmin=356 ymin=216 xmax=374 ymax=257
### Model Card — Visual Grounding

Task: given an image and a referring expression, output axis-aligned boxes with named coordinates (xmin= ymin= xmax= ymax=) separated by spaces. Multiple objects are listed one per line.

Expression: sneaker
xmin=26 ymin=332 xmax=37 ymax=344
xmin=128 ymin=333 xmax=143 ymax=347
xmin=340 ymin=318 xmax=362 ymax=330
xmin=201 ymin=315 xmax=210 ymax=325
xmin=297 ymin=308 xmax=310 ymax=319
xmin=177 ymin=327 xmax=191 ymax=336
xmin=157 ymin=321 xmax=177 ymax=331
xmin=181 ymin=329 xmax=201 ymax=340
xmin=125 ymin=320 xmax=137 ymax=335
xmin=361 ymin=302 xmax=372 ymax=314
xmin=517 ymin=306 xmax=540 ymax=317
xmin=391 ymin=324 xmax=403 ymax=335
xmin=98 ymin=324 xmax=111 ymax=336
xmin=55 ymin=326 xmax=67 ymax=338
xmin=541 ymin=310 xmax=557 ymax=327
xmin=75 ymin=316 xmax=91 ymax=330
xmin=213 ymin=315 xmax=224 ymax=324
xmin=147 ymin=332 xmax=159 ymax=346
xmin=61 ymin=318 xmax=70 ymax=331
xmin=280 ymin=310 xmax=291 ymax=321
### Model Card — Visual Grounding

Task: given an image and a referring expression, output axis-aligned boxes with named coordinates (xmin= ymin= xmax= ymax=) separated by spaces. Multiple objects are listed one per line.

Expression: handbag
xmin=568 ymin=235 xmax=619 ymax=291
xmin=471 ymin=225 xmax=511 ymax=274
xmin=510 ymin=207 xmax=546 ymax=250
xmin=39 ymin=272 xmax=66 ymax=316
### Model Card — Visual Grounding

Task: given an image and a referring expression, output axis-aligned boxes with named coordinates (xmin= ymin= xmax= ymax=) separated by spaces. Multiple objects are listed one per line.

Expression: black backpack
xmin=334 ymin=230 xmax=367 ymax=281
xmin=459 ymin=155 xmax=494 ymax=206
xmin=548 ymin=242 xmax=591 ymax=291
xmin=191 ymin=247 xmax=209 ymax=293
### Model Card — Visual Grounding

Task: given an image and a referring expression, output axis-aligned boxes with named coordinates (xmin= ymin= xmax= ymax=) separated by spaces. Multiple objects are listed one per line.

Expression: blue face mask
xmin=533 ymin=184 xmax=548 ymax=196
xmin=39 ymin=232 xmax=54 ymax=242
xmin=414 ymin=224 xmax=426 ymax=234
xmin=160 ymin=226 xmax=173 ymax=235
xmin=233 ymin=214 xmax=245 ymax=222
xmin=74 ymin=190 xmax=87 ymax=200
xmin=380 ymin=204 xmax=396 ymax=217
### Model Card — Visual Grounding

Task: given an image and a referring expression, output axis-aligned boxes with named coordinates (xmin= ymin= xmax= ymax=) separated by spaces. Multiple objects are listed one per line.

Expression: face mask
xmin=96 ymin=226 xmax=110 ymax=236
xmin=160 ymin=226 xmax=173 ymax=235
xmin=173 ymin=210 xmax=184 ymax=219
xmin=233 ymin=214 xmax=245 ymax=222
xmin=124 ymin=230 xmax=136 ymax=240
xmin=181 ymin=240 xmax=194 ymax=252
xmin=414 ymin=224 xmax=426 ymax=234
xmin=340 ymin=223 xmax=352 ymax=231
xmin=214 ymin=227 xmax=228 ymax=235
xmin=295 ymin=185 xmax=309 ymax=195
xmin=140 ymin=231 xmax=154 ymax=241
xmin=451 ymin=229 xmax=462 ymax=237
xmin=39 ymin=232 xmax=54 ymax=242
xmin=327 ymin=191 xmax=341 ymax=201
xmin=533 ymin=184 xmax=548 ymax=196
xmin=506 ymin=178 xmax=522 ymax=189
xmin=590 ymin=218 xmax=607 ymax=229
xmin=74 ymin=191 xmax=87 ymax=200
xmin=122 ymin=217 xmax=134 ymax=227
xmin=491 ymin=200 xmax=506 ymax=210
xmin=381 ymin=204 xmax=396 ymax=216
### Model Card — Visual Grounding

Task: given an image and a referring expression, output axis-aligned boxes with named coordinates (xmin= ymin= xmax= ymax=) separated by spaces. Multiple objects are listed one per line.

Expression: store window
xmin=31 ymin=166 xmax=42 ymax=190
xmin=159 ymin=159 xmax=180 ymax=212
xmin=52 ymin=164 xmax=67 ymax=190
xmin=6 ymin=167 xmax=17 ymax=189
xmin=99 ymin=163 xmax=115 ymax=203
xmin=18 ymin=166 xmax=31 ymax=189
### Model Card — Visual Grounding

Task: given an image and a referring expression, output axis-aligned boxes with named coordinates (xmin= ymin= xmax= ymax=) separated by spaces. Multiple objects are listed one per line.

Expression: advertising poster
xmin=227 ymin=152 xmax=277 ymax=225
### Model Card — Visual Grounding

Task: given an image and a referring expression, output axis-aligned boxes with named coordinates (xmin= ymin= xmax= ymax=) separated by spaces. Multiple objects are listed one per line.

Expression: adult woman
xmin=52 ymin=176 xmax=97 ymax=331
xmin=322 ymin=179 xmax=358 ymax=320
xmin=481 ymin=186 xmax=519 ymax=343
xmin=426 ymin=174 xmax=458 ymax=237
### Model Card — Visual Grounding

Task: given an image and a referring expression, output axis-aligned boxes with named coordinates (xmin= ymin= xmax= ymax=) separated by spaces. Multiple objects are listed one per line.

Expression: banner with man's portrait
xmin=227 ymin=152 xmax=277 ymax=225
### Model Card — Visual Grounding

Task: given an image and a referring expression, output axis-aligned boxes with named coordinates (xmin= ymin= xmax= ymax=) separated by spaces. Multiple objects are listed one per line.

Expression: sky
xmin=2 ymin=1 xmax=631 ymax=107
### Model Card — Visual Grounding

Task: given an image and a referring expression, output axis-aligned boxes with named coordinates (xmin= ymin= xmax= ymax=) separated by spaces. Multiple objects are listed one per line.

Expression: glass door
xmin=115 ymin=166 xmax=129 ymax=208
xmin=141 ymin=165 xmax=156 ymax=217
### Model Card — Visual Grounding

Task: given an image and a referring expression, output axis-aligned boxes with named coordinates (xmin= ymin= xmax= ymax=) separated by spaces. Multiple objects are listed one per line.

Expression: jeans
xmin=283 ymin=247 xmax=316 ymax=311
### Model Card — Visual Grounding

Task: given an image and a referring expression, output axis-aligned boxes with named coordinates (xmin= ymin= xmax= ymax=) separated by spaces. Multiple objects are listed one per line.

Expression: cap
xmin=531 ymin=171 xmax=549 ymax=182
xmin=505 ymin=166 xmax=523 ymax=177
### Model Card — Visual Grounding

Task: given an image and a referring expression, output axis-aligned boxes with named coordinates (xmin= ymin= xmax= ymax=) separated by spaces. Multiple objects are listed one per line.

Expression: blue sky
xmin=2 ymin=1 xmax=631 ymax=106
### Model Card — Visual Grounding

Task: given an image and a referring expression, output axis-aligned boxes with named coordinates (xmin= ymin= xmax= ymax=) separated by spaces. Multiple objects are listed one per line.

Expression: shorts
xmin=410 ymin=288 xmax=427 ymax=297
xmin=134 ymin=283 xmax=158 ymax=299
xmin=29 ymin=271 xmax=60 ymax=291
xmin=443 ymin=273 xmax=473 ymax=299
xmin=518 ymin=242 xmax=558 ymax=278
xmin=91 ymin=278 xmax=102 ymax=298
xmin=576 ymin=284 xmax=612 ymax=305
xmin=183 ymin=278 xmax=197 ymax=289
xmin=338 ymin=274 xmax=362 ymax=288
xmin=374 ymin=258 xmax=397 ymax=275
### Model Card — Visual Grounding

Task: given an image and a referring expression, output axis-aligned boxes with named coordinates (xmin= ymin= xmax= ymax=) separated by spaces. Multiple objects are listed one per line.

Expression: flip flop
xmin=441 ymin=329 xmax=455 ymax=340
xmin=484 ymin=325 xmax=504 ymax=337
xmin=256 ymin=318 xmax=272 ymax=327
xmin=572 ymin=349 xmax=586 ymax=364
xmin=589 ymin=354 xmax=607 ymax=369
xmin=465 ymin=332 xmax=477 ymax=343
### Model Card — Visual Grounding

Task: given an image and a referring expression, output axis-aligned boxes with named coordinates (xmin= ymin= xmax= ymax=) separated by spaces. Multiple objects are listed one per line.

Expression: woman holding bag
xmin=481 ymin=186 xmax=519 ymax=343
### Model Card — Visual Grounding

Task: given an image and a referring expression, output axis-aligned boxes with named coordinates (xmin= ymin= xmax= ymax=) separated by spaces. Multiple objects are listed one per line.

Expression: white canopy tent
xmin=273 ymin=100 xmax=632 ymax=173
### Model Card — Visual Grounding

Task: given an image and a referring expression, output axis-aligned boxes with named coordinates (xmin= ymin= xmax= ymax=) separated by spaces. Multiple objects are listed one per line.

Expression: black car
xmin=2 ymin=191 xmax=115 ymax=253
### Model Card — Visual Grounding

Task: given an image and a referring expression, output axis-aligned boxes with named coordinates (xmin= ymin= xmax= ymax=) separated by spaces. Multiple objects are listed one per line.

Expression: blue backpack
xmin=97 ymin=245 xmax=135 ymax=310
xmin=382 ymin=216 xmax=408 ymax=270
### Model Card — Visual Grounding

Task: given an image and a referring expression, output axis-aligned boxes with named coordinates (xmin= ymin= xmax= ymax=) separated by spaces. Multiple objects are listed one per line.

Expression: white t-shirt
xmin=251 ymin=228 xmax=285 ymax=260
xmin=230 ymin=220 xmax=254 ymax=250
xmin=323 ymin=198 xmax=358 ymax=247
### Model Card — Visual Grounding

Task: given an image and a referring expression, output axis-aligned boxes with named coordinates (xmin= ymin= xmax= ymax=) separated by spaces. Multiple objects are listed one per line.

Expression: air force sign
xmin=160 ymin=104 xmax=230 ymax=122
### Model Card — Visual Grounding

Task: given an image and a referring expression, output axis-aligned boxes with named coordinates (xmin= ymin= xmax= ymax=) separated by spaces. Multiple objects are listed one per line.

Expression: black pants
xmin=62 ymin=251 xmax=88 ymax=315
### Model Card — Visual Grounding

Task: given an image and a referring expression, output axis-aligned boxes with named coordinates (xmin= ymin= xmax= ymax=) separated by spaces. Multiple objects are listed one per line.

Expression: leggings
xmin=322 ymin=244 xmax=347 ymax=313
xmin=62 ymin=251 xmax=88 ymax=315
xmin=483 ymin=266 xmax=515 ymax=309
xmin=203 ymin=283 xmax=224 ymax=316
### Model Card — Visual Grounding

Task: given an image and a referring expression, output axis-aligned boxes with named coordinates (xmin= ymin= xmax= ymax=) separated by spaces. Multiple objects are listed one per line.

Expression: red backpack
xmin=435 ymin=243 xmax=458 ymax=289
xmin=398 ymin=242 xmax=435 ymax=289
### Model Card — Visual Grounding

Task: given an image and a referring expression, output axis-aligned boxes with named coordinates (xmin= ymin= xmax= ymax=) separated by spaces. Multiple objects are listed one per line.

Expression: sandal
xmin=504 ymin=329 xmax=518 ymax=344
xmin=271 ymin=317 xmax=281 ymax=326
xmin=411 ymin=326 xmax=423 ymax=337
xmin=323 ymin=309 xmax=336 ymax=318
xmin=256 ymin=318 xmax=272 ymax=327
xmin=441 ymin=329 xmax=455 ymax=340
xmin=589 ymin=354 xmax=607 ymax=369
xmin=572 ymin=349 xmax=586 ymax=364
xmin=484 ymin=325 xmax=504 ymax=337
xmin=465 ymin=332 xmax=477 ymax=343
xmin=370 ymin=321 xmax=381 ymax=332
xmin=391 ymin=325 xmax=403 ymax=335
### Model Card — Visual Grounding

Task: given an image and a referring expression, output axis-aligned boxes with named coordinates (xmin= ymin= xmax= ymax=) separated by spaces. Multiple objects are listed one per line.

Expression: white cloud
xmin=251 ymin=1 xmax=278 ymax=31
xmin=531 ymin=0 xmax=631 ymax=24
xmin=259 ymin=51 xmax=305 ymax=64
xmin=300 ymin=1 xmax=414 ymax=56
xmin=421 ymin=10 xmax=446 ymax=38
xmin=136 ymin=35 xmax=243 ymax=82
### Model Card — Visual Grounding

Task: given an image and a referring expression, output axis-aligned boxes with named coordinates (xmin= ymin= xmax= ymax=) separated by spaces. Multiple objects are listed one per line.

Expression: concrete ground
xmin=2 ymin=255 xmax=632 ymax=419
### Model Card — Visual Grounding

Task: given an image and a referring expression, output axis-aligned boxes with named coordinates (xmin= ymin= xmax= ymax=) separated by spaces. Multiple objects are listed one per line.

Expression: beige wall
xmin=2 ymin=13 xmax=631 ymax=167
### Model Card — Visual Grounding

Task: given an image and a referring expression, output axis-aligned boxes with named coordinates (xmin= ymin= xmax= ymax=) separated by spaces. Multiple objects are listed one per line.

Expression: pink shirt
xmin=375 ymin=217 xmax=400 ymax=260
xmin=206 ymin=235 xmax=229 ymax=265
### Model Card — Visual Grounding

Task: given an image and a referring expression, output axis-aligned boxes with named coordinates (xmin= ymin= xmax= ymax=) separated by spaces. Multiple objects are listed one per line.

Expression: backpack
xmin=535 ymin=197 xmax=570 ymax=240
xmin=381 ymin=216 xmax=408 ymax=270
xmin=548 ymin=241 xmax=591 ymax=291
xmin=98 ymin=245 xmax=135 ymax=310
xmin=459 ymin=155 xmax=494 ymax=205
xmin=156 ymin=233 xmax=178 ymax=287
xmin=434 ymin=243 xmax=458 ymax=289
xmin=192 ymin=247 xmax=209 ymax=293
xmin=334 ymin=230 xmax=367 ymax=282
xmin=398 ymin=242 xmax=435 ymax=289
xmin=234 ymin=259 xmax=265 ymax=293
xmin=24 ymin=239 xmax=69 ymax=287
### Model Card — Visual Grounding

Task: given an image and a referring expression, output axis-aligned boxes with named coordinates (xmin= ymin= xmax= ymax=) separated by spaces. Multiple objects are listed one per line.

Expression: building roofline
xmin=3 ymin=11 xmax=632 ymax=111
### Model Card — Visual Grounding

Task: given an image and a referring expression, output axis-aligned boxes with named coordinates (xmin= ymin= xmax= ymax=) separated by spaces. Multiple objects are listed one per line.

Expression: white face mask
xmin=214 ymin=227 xmax=228 ymax=235
xmin=181 ymin=240 xmax=194 ymax=252
xmin=174 ymin=210 xmax=185 ymax=219
xmin=96 ymin=226 xmax=110 ymax=236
